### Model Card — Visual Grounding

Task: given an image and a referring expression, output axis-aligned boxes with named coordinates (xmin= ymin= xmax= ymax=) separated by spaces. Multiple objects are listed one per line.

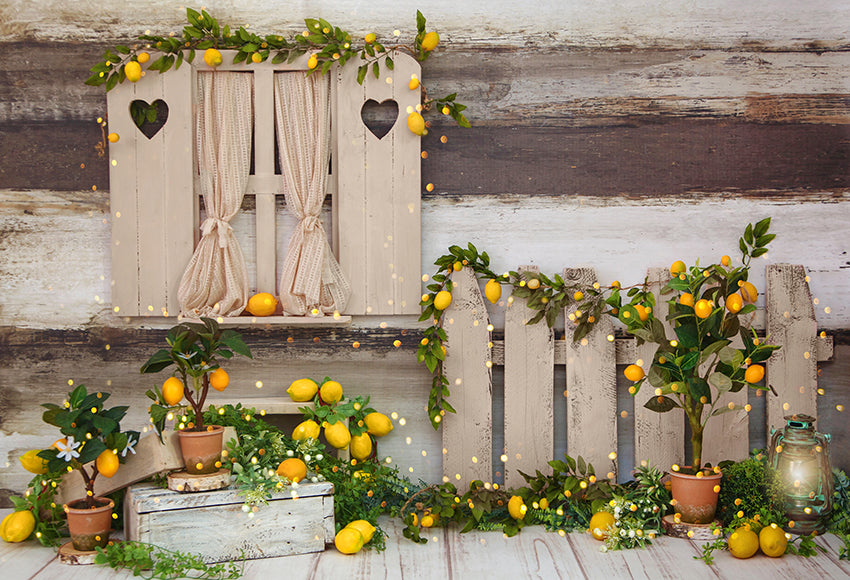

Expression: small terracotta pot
xmin=669 ymin=468 xmax=723 ymax=524
xmin=178 ymin=425 xmax=224 ymax=474
xmin=65 ymin=496 xmax=114 ymax=552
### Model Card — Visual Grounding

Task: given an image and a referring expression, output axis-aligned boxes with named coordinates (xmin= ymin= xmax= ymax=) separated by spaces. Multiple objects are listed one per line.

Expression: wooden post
xmin=563 ymin=268 xmax=617 ymax=474
xmin=503 ymin=266 xmax=554 ymax=488
xmin=766 ymin=264 xmax=818 ymax=433
xmin=633 ymin=267 xmax=684 ymax=470
xmin=442 ymin=267 xmax=493 ymax=488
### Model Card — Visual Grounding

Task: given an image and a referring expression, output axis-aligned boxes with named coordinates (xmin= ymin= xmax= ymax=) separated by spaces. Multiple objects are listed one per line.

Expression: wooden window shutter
xmin=335 ymin=53 xmax=422 ymax=315
xmin=108 ymin=65 xmax=195 ymax=317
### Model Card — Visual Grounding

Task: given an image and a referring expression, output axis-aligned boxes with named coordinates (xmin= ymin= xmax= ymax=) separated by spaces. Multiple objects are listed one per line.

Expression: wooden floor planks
xmin=4 ymin=509 xmax=849 ymax=579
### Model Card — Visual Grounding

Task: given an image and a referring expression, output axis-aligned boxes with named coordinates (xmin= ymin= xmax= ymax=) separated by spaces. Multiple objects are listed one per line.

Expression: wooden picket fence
xmin=440 ymin=263 xmax=833 ymax=489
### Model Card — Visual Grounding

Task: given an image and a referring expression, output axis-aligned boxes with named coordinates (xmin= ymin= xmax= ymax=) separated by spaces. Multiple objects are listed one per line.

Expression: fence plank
xmin=634 ymin=267 xmax=684 ymax=470
xmin=442 ymin=267 xmax=493 ymax=487
xmin=766 ymin=264 xmax=818 ymax=433
xmin=701 ymin=332 xmax=750 ymax=466
xmin=563 ymin=267 xmax=617 ymax=473
xmin=253 ymin=69 xmax=277 ymax=294
xmin=336 ymin=52 xmax=420 ymax=315
xmin=503 ymin=266 xmax=554 ymax=488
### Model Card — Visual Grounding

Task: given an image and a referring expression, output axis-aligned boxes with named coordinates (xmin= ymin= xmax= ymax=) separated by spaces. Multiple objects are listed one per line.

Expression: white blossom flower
xmin=121 ymin=436 xmax=138 ymax=458
xmin=628 ymin=530 xmax=635 ymax=538
xmin=56 ymin=436 xmax=81 ymax=462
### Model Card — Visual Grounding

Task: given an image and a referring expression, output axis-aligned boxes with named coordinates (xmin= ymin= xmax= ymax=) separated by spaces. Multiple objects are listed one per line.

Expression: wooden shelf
xmin=204 ymin=397 xmax=312 ymax=416
xmin=214 ymin=315 xmax=352 ymax=327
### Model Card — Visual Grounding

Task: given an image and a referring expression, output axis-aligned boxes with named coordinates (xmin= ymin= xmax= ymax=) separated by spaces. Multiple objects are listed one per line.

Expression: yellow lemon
xmin=452 ymin=261 xmax=463 ymax=272
xmin=364 ymin=412 xmax=394 ymax=437
xmin=319 ymin=380 xmax=343 ymax=404
xmin=694 ymin=299 xmax=713 ymax=319
xmin=292 ymin=419 xmax=321 ymax=441
xmin=251 ymin=52 xmax=262 ymax=63
xmin=408 ymin=78 xmax=420 ymax=90
xmin=624 ymin=364 xmax=645 ymax=382
xmin=634 ymin=304 xmax=649 ymax=321
xmin=670 ymin=260 xmax=686 ymax=276
xmin=539 ymin=497 xmax=549 ymax=510
xmin=759 ymin=523 xmax=787 ymax=557
xmin=421 ymin=31 xmax=440 ymax=51
xmin=741 ymin=281 xmax=758 ymax=303
xmin=345 ymin=520 xmax=376 ymax=543
xmin=349 ymin=432 xmax=373 ymax=460
xmin=246 ymin=292 xmax=277 ymax=316
xmin=162 ymin=376 xmax=184 ymax=406
xmin=364 ymin=33 xmax=376 ymax=44
xmin=276 ymin=457 xmax=307 ymax=483
xmin=726 ymin=293 xmax=743 ymax=313
xmin=107 ymin=132 xmax=119 ymax=143
xmin=203 ymin=48 xmax=223 ymax=67
xmin=307 ymin=53 xmax=318 ymax=69
xmin=721 ymin=255 xmax=731 ymax=266
xmin=96 ymin=449 xmax=119 ymax=478
xmin=407 ymin=111 xmax=426 ymax=136
xmin=0 ymin=510 xmax=35 ymax=543
xmin=527 ymin=278 xmax=540 ymax=290
xmin=324 ymin=421 xmax=351 ymax=449
xmin=589 ymin=511 xmax=616 ymax=540
xmin=335 ymin=527 xmax=364 ymax=554
xmin=433 ymin=290 xmax=452 ymax=310
xmin=744 ymin=364 xmax=765 ymax=384
xmin=728 ymin=527 xmax=759 ymax=558
xmin=136 ymin=52 xmax=150 ymax=64
xmin=209 ymin=368 xmax=229 ymax=392
xmin=18 ymin=449 xmax=48 ymax=474
xmin=679 ymin=292 xmax=695 ymax=307
xmin=287 ymin=378 xmax=319 ymax=402
xmin=508 ymin=495 xmax=526 ymax=520
xmin=124 ymin=61 xmax=142 ymax=82
xmin=484 ymin=279 xmax=502 ymax=304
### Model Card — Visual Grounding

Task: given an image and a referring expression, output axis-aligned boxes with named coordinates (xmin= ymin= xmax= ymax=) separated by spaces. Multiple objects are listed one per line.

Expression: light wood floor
xmin=3 ymin=510 xmax=849 ymax=579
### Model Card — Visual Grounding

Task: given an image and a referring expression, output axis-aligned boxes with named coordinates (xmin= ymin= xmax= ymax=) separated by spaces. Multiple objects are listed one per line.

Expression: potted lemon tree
xmin=38 ymin=384 xmax=139 ymax=551
xmin=613 ymin=219 xmax=780 ymax=523
xmin=141 ymin=317 xmax=252 ymax=474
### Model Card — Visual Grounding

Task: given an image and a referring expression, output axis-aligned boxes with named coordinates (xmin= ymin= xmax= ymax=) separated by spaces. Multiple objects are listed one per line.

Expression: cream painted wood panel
xmin=336 ymin=51 xmax=421 ymax=315
xmin=108 ymin=64 xmax=194 ymax=317
xmin=766 ymin=263 xmax=819 ymax=433
xmin=503 ymin=266 xmax=554 ymax=488
xmin=563 ymin=267 xmax=617 ymax=472
xmin=442 ymin=266 xmax=492 ymax=487
xmin=633 ymin=267 xmax=684 ymax=469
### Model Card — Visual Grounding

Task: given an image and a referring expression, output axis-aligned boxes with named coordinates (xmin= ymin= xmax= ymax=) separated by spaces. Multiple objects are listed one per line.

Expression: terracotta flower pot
xmin=178 ymin=425 xmax=225 ymax=474
xmin=669 ymin=469 xmax=722 ymax=524
xmin=65 ymin=496 xmax=114 ymax=551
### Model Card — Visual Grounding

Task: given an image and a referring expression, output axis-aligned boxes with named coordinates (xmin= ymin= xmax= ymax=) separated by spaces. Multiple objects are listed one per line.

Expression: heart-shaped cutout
xmin=360 ymin=99 xmax=398 ymax=139
xmin=129 ymin=99 xmax=169 ymax=139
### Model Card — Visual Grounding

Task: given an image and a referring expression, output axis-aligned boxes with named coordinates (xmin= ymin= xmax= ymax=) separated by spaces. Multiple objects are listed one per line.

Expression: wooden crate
xmin=124 ymin=481 xmax=334 ymax=562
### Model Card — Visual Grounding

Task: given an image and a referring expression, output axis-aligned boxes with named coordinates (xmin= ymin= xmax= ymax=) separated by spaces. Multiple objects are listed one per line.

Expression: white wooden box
xmin=124 ymin=481 xmax=334 ymax=562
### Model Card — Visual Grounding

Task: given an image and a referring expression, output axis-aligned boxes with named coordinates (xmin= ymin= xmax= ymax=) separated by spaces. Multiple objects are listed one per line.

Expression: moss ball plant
xmin=717 ymin=454 xmax=785 ymax=525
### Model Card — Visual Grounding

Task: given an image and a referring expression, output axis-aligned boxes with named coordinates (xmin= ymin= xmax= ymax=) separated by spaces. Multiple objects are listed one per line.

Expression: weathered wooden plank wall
xmin=1 ymin=0 xmax=849 ymax=502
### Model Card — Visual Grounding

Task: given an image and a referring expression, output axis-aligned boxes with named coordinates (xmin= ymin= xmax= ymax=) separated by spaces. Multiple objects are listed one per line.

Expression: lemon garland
xmin=418 ymin=220 xmax=774 ymax=430
xmin=86 ymin=8 xmax=469 ymax=129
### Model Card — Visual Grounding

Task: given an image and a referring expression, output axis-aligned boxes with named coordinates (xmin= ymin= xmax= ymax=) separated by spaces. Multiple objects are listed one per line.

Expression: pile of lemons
xmin=728 ymin=521 xmax=788 ymax=559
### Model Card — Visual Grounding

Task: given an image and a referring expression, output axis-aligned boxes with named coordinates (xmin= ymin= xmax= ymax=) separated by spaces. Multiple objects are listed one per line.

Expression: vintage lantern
xmin=768 ymin=414 xmax=833 ymax=534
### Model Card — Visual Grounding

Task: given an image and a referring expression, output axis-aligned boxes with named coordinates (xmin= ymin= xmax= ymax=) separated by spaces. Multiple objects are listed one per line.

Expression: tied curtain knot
xmin=200 ymin=216 xmax=233 ymax=248
xmin=300 ymin=214 xmax=322 ymax=234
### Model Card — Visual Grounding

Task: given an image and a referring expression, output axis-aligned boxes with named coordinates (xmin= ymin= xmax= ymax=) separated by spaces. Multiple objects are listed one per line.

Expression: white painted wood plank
xmin=766 ymin=264 xmax=819 ymax=433
xmin=133 ymin=73 xmax=168 ymax=316
xmin=363 ymin=57 xmax=397 ymax=316
xmin=128 ymin=481 xmax=333 ymax=513
xmin=336 ymin=60 xmax=369 ymax=314
xmin=563 ymin=267 xmax=617 ymax=473
xmin=252 ymin=68 xmax=277 ymax=295
xmin=132 ymin=495 xmax=329 ymax=562
xmin=107 ymin=79 xmax=140 ymax=316
xmin=161 ymin=62 xmax=195 ymax=319
xmin=442 ymin=266 xmax=493 ymax=487
xmin=0 ymin=509 xmax=62 ymax=579
xmin=634 ymin=267 xmax=684 ymax=471
xmin=389 ymin=52 xmax=422 ymax=315
xmin=503 ymin=265 xmax=554 ymax=488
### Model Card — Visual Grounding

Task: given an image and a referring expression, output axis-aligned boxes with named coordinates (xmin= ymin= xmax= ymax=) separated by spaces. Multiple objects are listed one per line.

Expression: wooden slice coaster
xmin=167 ymin=468 xmax=231 ymax=492
xmin=661 ymin=514 xmax=721 ymax=541
xmin=58 ymin=541 xmax=99 ymax=565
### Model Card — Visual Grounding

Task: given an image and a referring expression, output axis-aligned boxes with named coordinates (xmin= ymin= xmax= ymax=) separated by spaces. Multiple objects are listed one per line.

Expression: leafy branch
xmin=94 ymin=541 xmax=243 ymax=579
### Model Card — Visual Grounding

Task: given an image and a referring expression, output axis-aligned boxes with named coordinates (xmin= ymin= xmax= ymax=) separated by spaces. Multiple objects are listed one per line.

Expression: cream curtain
xmin=274 ymin=72 xmax=350 ymax=315
xmin=178 ymin=72 xmax=253 ymax=317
